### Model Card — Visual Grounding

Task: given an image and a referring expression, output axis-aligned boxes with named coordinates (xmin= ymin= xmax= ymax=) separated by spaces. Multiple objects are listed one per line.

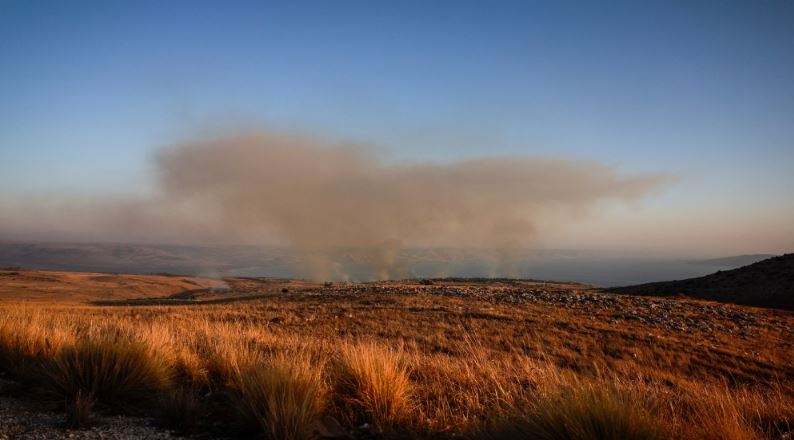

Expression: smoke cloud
xmin=1 ymin=131 xmax=669 ymax=280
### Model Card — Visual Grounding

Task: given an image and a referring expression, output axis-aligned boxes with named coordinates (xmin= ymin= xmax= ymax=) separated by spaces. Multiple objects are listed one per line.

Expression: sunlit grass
xmin=41 ymin=327 xmax=175 ymax=405
xmin=0 ymin=301 xmax=790 ymax=438
xmin=486 ymin=385 xmax=666 ymax=440
xmin=229 ymin=354 xmax=324 ymax=440
xmin=332 ymin=342 xmax=414 ymax=431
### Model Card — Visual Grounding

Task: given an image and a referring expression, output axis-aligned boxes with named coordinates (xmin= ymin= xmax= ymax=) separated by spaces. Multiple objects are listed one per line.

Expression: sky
xmin=1 ymin=0 xmax=793 ymax=256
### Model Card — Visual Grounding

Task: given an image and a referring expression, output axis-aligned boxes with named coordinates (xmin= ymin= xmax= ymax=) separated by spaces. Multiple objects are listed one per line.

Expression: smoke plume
xmin=1 ymin=131 xmax=669 ymax=280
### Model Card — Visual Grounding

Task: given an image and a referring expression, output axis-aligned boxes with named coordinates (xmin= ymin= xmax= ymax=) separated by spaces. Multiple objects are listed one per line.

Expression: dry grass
xmin=486 ymin=385 xmax=666 ymax=440
xmin=64 ymin=390 xmax=95 ymax=429
xmin=41 ymin=327 xmax=175 ymax=405
xmin=665 ymin=383 xmax=794 ymax=440
xmin=157 ymin=386 xmax=201 ymax=432
xmin=229 ymin=354 xmax=324 ymax=440
xmin=0 ymin=272 xmax=791 ymax=438
xmin=333 ymin=342 xmax=414 ymax=431
xmin=0 ymin=310 xmax=72 ymax=381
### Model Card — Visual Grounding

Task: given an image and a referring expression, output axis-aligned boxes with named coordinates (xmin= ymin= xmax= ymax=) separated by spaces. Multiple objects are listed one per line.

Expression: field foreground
xmin=0 ymin=269 xmax=793 ymax=439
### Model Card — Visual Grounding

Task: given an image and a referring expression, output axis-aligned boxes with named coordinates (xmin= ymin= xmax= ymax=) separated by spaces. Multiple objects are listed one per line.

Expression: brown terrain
xmin=609 ymin=253 xmax=794 ymax=310
xmin=0 ymin=269 xmax=229 ymax=303
xmin=0 ymin=268 xmax=792 ymax=439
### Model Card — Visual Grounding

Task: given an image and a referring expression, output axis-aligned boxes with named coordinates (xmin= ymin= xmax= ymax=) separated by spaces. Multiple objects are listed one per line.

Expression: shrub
xmin=333 ymin=342 xmax=413 ymax=431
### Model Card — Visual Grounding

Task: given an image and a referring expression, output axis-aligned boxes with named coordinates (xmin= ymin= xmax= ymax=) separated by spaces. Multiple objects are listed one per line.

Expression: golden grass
xmin=0 ymin=277 xmax=791 ymax=439
xmin=0 ymin=309 xmax=72 ymax=381
xmin=486 ymin=385 xmax=667 ymax=440
xmin=230 ymin=354 xmax=324 ymax=440
xmin=333 ymin=342 xmax=414 ymax=431
xmin=41 ymin=327 xmax=175 ymax=405
xmin=665 ymin=382 xmax=794 ymax=440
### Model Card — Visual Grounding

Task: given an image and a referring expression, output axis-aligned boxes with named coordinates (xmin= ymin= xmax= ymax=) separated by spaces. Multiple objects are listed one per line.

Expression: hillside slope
xmin=0 ymin=269 xmax=226 ymax=302
xmin=608 ymin=253 xmax=794 ymax=310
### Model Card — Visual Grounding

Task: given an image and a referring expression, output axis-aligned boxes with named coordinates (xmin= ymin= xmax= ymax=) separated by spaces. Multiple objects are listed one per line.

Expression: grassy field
xmin=0 ymin=269 xmax=792 ymax=439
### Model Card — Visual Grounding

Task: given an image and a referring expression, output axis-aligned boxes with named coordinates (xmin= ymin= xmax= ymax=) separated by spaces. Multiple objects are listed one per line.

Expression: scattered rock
xmin=0 ymin=395 xmax=174 ymax=439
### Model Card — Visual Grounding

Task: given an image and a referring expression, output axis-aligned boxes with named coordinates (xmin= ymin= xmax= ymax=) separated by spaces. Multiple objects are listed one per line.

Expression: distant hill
xmin=608 ymin=254 xmax=794 ymax=310
xmin=687 ymin=254 xmax=776 ymax=268
xmin=0 ymin=242 xmax=296 ymax=276
xmin=0 ymin=241 xmax=781 ymax=286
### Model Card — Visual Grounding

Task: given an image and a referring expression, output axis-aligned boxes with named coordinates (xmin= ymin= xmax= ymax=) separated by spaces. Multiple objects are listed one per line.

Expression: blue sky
xmin=1 ymin=0 xmax=793 ymax=254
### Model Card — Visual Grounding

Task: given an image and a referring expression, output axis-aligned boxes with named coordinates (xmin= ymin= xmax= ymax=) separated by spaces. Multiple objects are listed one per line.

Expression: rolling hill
xmin=608 ymin=253 xmax=794 ymax=310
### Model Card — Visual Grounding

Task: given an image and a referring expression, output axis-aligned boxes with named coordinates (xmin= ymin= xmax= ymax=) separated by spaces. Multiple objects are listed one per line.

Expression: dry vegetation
xmin=0 ymin=269 xmax=792 ymax=439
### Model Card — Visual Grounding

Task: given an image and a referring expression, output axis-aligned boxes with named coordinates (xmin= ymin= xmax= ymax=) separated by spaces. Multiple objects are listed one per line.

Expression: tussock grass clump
xmin=158 ymin=386 xmax=201 ymax=432
xmin=670 ymin=383 xmax=793 ymax=440
xmin=0 ymin=313 xmax=72 ymax=381
xmin=64 ymin=390 xmax=95 ymax=429
xmin=41 ymin=329 xmax=175 ymax=406
xmin=487 ymin=386 xmax=666 ymax=440
xmin=333 ymin=342 xmax=414 ymax=431
xmin=230 ymin=355 xmax=324 ymax=440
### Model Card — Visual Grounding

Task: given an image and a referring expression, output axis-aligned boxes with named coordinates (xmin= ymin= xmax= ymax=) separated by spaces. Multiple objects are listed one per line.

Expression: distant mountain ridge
xmin=608 ymin=254 xmax=794 ymax=310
